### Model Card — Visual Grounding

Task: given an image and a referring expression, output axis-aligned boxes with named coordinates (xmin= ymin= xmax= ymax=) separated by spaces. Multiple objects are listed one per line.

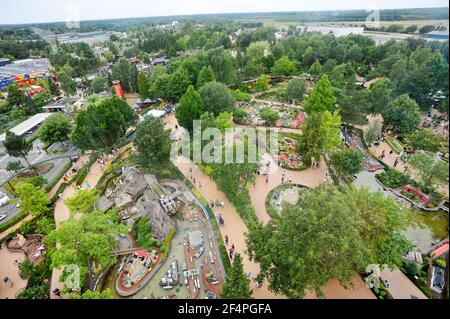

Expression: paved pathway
xmin=380 ymin=268 xmax=427 ymax=299
xmin=0 ymin=243 xmax=27 ymax=299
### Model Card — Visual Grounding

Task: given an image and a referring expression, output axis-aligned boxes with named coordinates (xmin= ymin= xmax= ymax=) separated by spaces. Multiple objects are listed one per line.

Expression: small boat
xmin=159 ymin=260 xmax=179 ymax=288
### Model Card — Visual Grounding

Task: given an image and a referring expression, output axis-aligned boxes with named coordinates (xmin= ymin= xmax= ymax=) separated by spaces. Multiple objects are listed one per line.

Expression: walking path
xmin=0 ymin=243 xmax=27 ymax=299
xmin=380 ymin=268 xmax=427 ymax=299
xmin=166 ymin=114 xmax=374 ymax=299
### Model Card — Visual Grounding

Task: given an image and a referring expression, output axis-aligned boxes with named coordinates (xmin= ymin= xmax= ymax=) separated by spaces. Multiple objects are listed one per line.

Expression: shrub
xmin=133 ymin=216 xmax=158 ymax=248
xmin=433 ymin=258 xmax=446 ymax=269
xmin=403 ymin=260 xmax=420 ymax=277
xmin=17 ymin=284 xmax=49 ymax=299
xmin=75 ymin=164 xmax=89 ymax=186
xmin=19 ymin=260 xmax=34 ymax=278
xmin=376 ymin=168 xmax=413 ymax=189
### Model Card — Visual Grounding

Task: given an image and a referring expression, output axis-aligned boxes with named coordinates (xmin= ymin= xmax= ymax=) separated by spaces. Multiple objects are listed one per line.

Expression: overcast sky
xmin=1 ymin=0 xmax=448 ymax=25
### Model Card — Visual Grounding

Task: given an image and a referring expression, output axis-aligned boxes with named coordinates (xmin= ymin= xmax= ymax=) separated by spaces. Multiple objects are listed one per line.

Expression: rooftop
xmin=0 ymin=113 xmax=52 ymax=142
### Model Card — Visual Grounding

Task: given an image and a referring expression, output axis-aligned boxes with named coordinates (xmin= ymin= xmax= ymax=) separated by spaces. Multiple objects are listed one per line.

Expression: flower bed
xmin=277 ymin=133 xmax=306 ymax=170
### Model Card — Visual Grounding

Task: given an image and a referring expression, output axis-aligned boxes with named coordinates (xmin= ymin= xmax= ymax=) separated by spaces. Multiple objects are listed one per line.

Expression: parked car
xmin=0 ymin=212 xmax=7 ymax=221
xmin=0 ymin=192 xmax=10 ymax=207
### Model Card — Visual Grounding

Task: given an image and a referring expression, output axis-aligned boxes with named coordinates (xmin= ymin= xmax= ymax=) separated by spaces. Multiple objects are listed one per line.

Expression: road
xmin=0 ymin=139 xmax=79 ymax=225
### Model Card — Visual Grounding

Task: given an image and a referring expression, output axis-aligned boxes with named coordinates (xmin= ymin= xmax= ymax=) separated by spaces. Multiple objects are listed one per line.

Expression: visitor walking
xmin=380 ymin=150 xmax=385 ymax=159
xmin=265 ymin=175 xmax=269 ymax=183
xmin=86 ymin=181 xmax=91 ymax=189
xmin=393 ymin=159 xmax=399 ymax=167
xmin=288 ymin=177 xmax=292 ymax=183
xmin=53 ymin=288 xmax=61 ymax=298
xmin=231 ymin=244 xmax=235 ymax=251
xmin=225 ymin=235 xmax=229 ymax=245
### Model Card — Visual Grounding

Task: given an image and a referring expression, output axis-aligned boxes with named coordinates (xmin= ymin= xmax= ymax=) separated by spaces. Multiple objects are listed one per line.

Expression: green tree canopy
xmin=57 ymin=71 xmax=77 ymax=96
xmin=366 ymin=78 xmax=392 ymax=115
xmin=176 ymin=85 xmax=204 ymax=132
xmin=246 ymin=185 xmax=412 ymax=298
xmin=221 ymin=253 xmax=253 ymax=299
xmin=112 ymin=57 xmax=138 ymax=92
xmin=38 ymin=113 xmax=73 ymax=145
xmin=46 ymin=209 xmax=127 ymax=290
xmin=137 ymin=71 xmax=149 ymax=97
xmin=406 ymin=129 xmax=443 ymax=152
xmin=90 ymin=77 xmax=106 ymax=94
xmin=382 ymin=94 xmax=421 ymax=133
xmin=272 ymin=55 xmax=297 ymax=76
xmin=135 ymin=118 xmax=172 ymax=169
xmin=3 ymin=130 xmax=33 ymax=166
xmin=15 ymin=182 xmax=50 ymax=217
xmin=284 ymin=78 xmax=307 ymax=104
xmin=196 ymin=65 xmax=215 ymax=88
xmin=64 ymin=189 xmax=98 ymax=216
xmin=298 ymin=111 xmax=341 ymax=165
xmin=199 ymin=81 xmax=236 ymax=116
xmin=408 ymin=152 xmax=449 ymax=193
xmin=330 ymin=148 xmax=364 ymax=177
xmin=247 ymin=41 xmax=270 ymax=60
xmin=71 ymin=96 xmax=136 ymax=150
xmin=304 ymin=74 xmax=337 ymax=114
xmin=7 ymin=83 xmax=26 ymax=108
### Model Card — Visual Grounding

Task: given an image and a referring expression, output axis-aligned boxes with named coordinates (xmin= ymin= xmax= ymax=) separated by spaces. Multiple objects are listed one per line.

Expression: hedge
xmin=44 ymin=160 xmax=72 ymax=192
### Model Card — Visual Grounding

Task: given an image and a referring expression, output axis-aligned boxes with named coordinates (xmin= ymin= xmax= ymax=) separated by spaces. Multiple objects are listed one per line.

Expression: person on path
xmin=225 ymin=235 xmax=229 ymax=245
xmin=393 ymin=159 xmax=399 ymax=167
xmin=380 ymin=150 xmax=385 ymax=159
xmin=266 ymin=175 xmax=269 ymax=183
xmin=86 ymin=181 xmax=91 ymax=189
xmin=288 ymin=177 xmax=292 ymax=183
xmin=231 ymin=244 xmax=235 ymax=251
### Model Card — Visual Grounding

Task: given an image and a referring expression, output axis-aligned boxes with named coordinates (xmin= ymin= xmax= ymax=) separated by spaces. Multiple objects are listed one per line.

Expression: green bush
xmin=75 ymin=164 xmax=89 ymax=186
xmin=433 ymin=258 xmax=446 ymax=269
xmin=50 ymin=182 xmax=68 ymax=205
xmin=17 ymin=284 xmax=49 ymax=299
xmin=403 ymin=260 xmax=420 ymax=277
xmin=376 ymin=168 xmax=413 ymax=189
xmin=134 ymin=216 xmax=158 ymax=248
xmin=19 ymin=260 xmax=34 ymax=278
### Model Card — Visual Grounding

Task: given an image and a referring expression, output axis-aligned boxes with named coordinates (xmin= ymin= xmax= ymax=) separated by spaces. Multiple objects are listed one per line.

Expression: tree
xmin=408 ymin=152 xmax=449 ymax=193
xmin=135 ymin=118 xmax=172 ymax=169
xmin=176 ymin=85 xmax=204 ymax=132
xmin=46 ymin=209 xmax=127 ymax=290
xmin=284 ymin=79 xmax=307 ymax=104
xmin=366 ymin=78 xmax=392 ymax=114
xmin=137 ymin=71 xmax=149 ymax=97
xmin=167 ymin=67 xmax=191 ymax=102
xmin=407 ymin=129 xmax=443 ymax=152
xmin=419 ymin=25 xmax=435 ymax=34
xmin=253 ymin=75 xmax=270 ymax=92
xmin=298 ymin=111 xmax=341 ymax=165
xmin=247 ymin=41 xmax=270 ymax=60
xmin=196 ymin=66 xmax=215 ymax=88
xmin=112 ymin=57 xmax=138 ymax=92
xmin=304 ymin=74 xmax=336 ymax=114
xmin=14 ymin=182 xmax=50 ymax=217
xmin=3 ymin=131 xmax=33 ymax=166
xmin=221 ymin=253 xmax=253 ymax=299
xmin=199 ymin=81 xmax=236 ymax=116
xmin=260 ymin=107 xmax=280 ymax=126
xmin=90 ymin=77 xmax=105 ymax=94
xmin=364 ymin=119 xmax=383 ymax=145
xmin=7 ymin=83 xmax=26 ymax=108
xmin=57 ymin=71 xmax=76 ymax=96
xmin=272 ymin=55 xmax=297 ymax=76
xmin=308 ymin=60 xmax=323 ymax=77
xmin=65 ymin=189 xmax=98 ymax=216
xmin=6 ymin=160 xmax=23 ymax=174
xmin=382 ymin=94 xmax=421 ymax=133
xmin=71 ymin=96 xmax=136 ymax=150
xmin=330 ymin=148 xmax=364 ymax=177
xmin=246 ymin=185 xmax=411 ymax=298
xmin=38 ymin=113 xmax=72 ymax=146
xmin=47 ymin=77 xmax=60 ymax=96
xmin=215 ymin=112 xmax=233 ymax=133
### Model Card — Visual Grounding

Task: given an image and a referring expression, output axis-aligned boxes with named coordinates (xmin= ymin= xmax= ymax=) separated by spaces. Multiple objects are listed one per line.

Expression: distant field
xmin=238 ymin=19 xmax=449 ymax=29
